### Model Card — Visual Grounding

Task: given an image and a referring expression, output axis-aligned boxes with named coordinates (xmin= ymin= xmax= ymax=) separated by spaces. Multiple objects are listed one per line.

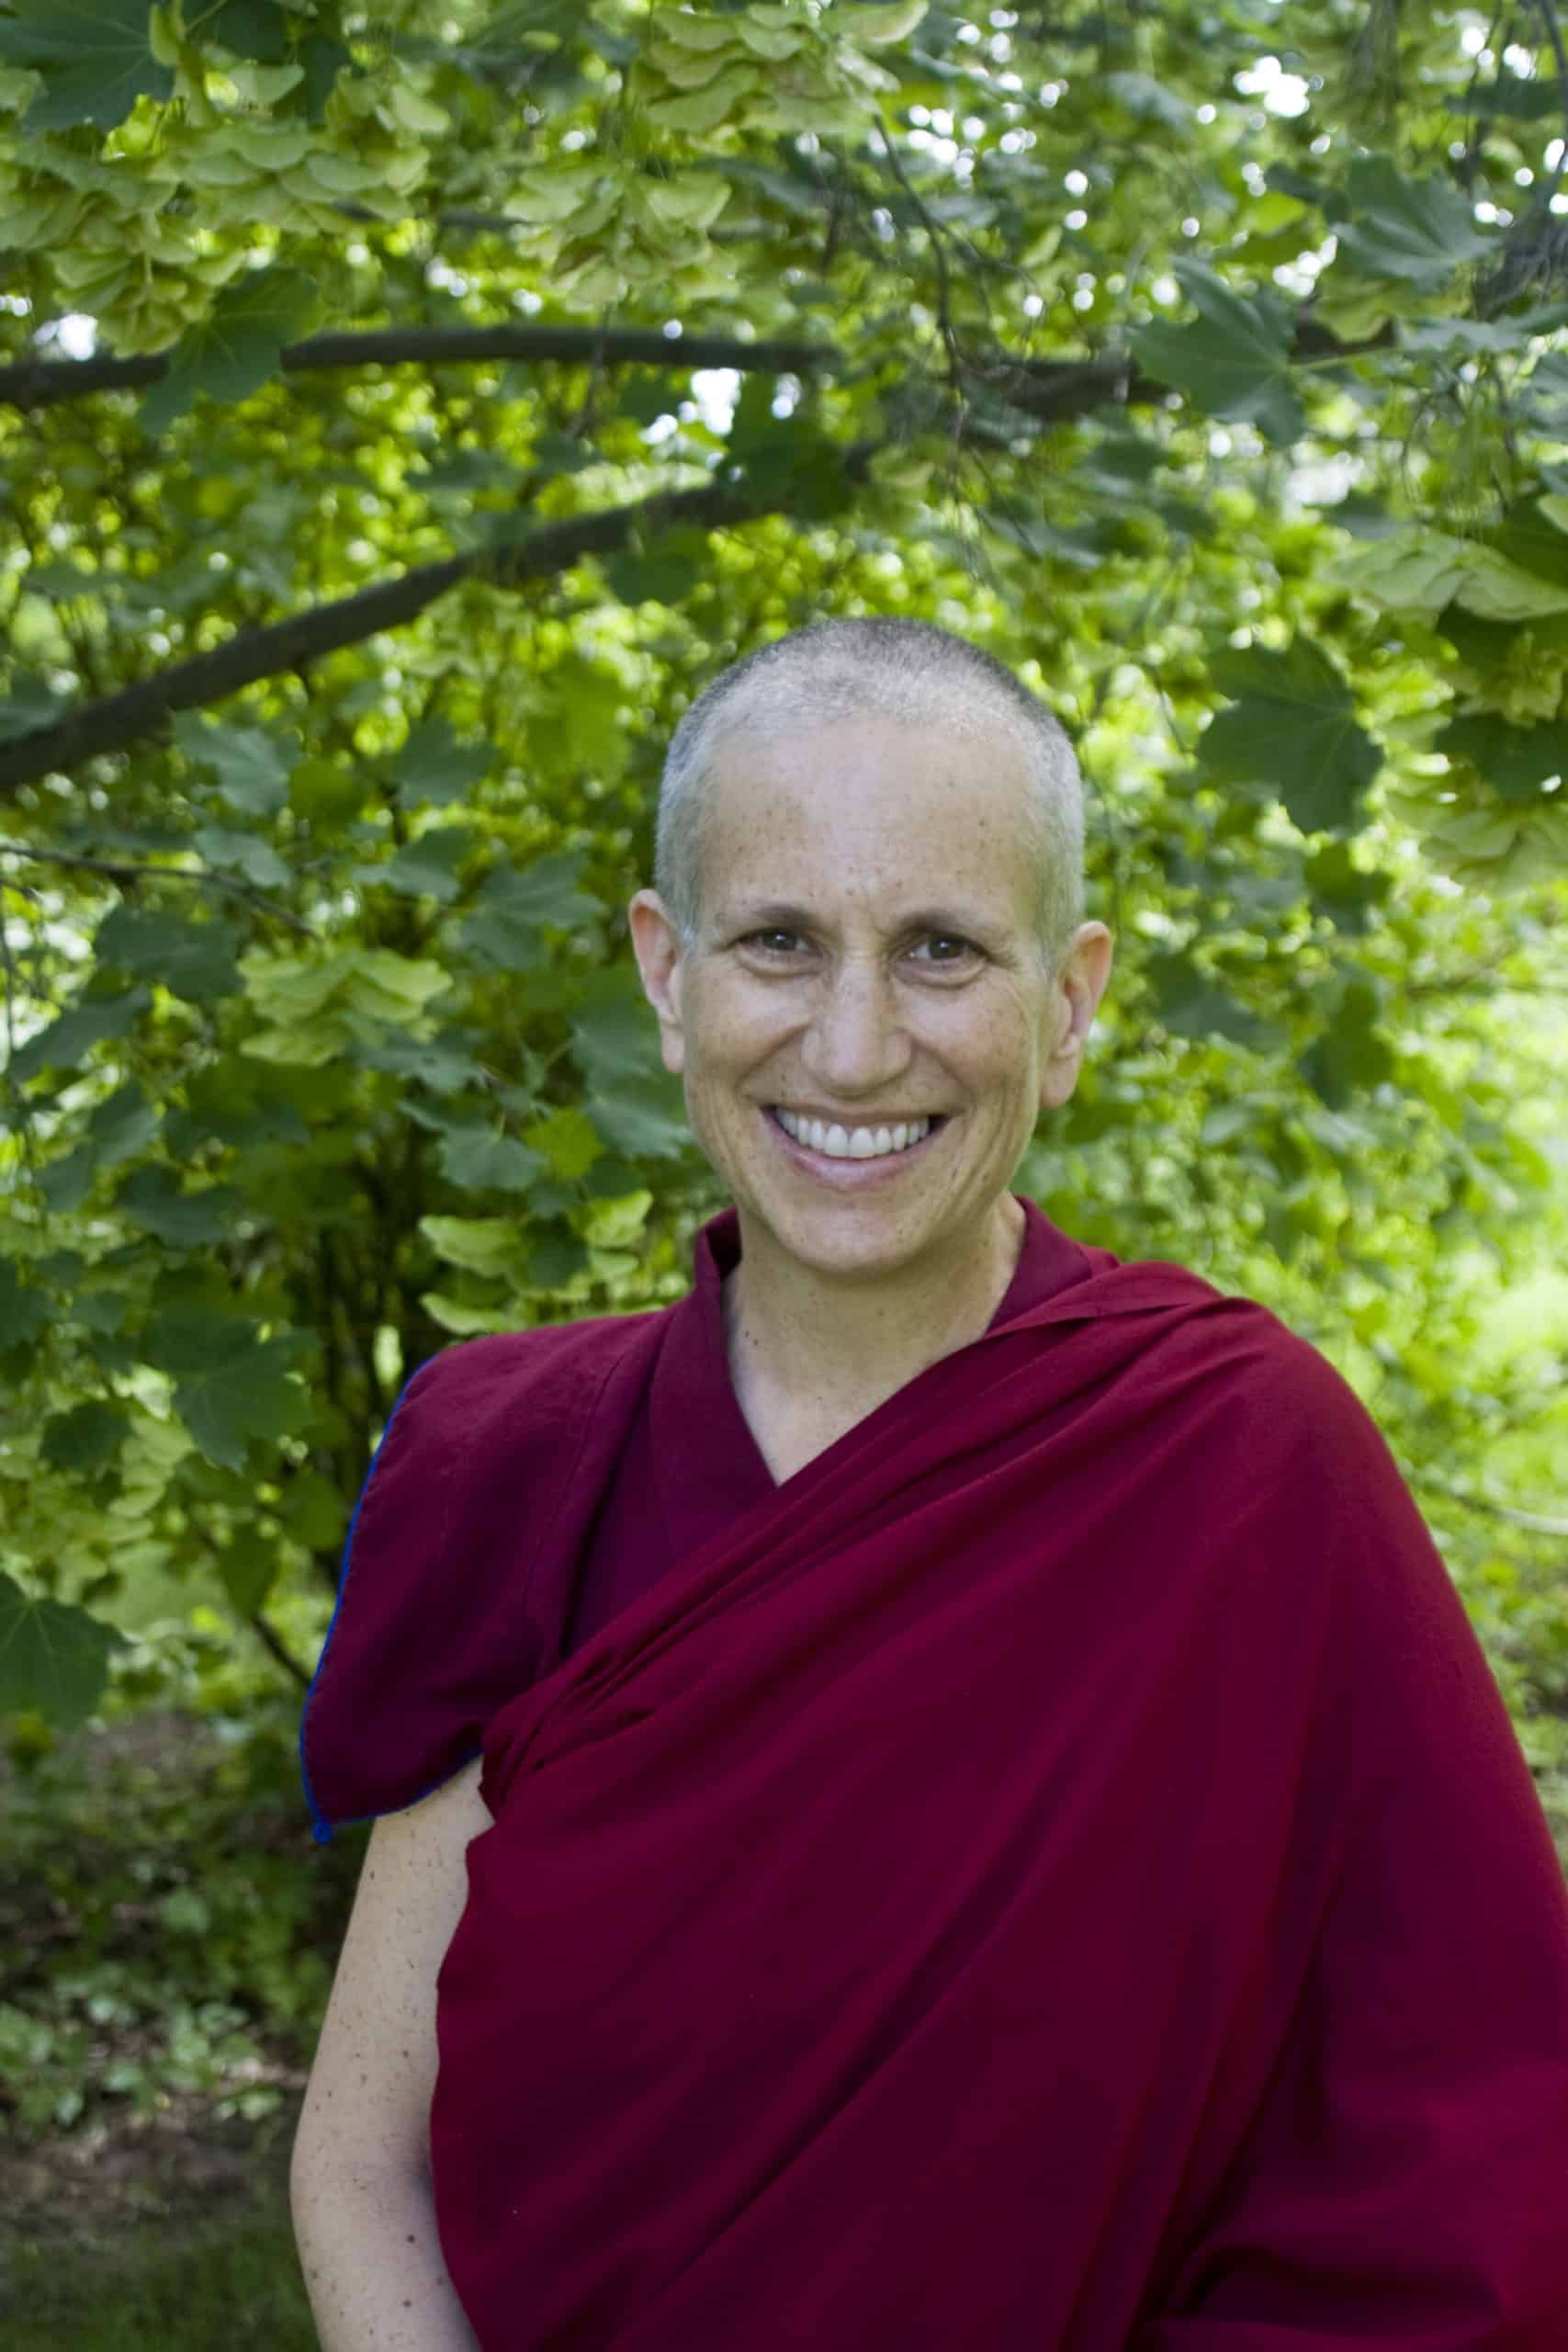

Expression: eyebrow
xmin=720 ymin=900 xmax=1004 ymax=943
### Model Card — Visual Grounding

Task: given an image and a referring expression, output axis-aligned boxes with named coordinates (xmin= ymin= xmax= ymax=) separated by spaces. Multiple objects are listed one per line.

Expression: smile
xmin=765 ymin=1105 xmax=946 ymax=1170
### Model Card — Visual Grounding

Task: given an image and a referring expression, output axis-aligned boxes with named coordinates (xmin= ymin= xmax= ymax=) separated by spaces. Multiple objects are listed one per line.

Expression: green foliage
xmin=0 ymin=0 xmax=1564 ymax=1771
xmin=0 ymin=1668 xmax=345 ymax=2143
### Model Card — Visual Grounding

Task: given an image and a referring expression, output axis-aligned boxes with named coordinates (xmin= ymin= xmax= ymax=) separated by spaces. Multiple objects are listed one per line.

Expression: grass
xmin=1 ymin=2171 xmax=318 ymax=2350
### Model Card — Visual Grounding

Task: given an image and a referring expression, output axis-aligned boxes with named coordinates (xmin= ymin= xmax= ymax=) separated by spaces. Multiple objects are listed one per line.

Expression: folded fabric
xmin=384 ymin=1258 xmax=1568 ymax=2348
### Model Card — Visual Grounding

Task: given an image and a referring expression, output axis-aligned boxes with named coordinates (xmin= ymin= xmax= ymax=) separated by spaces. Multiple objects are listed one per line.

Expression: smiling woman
xmin=296 ymin=618 xmax=1568 ymax=2352
xmin=626 ymin=640 xmax=1114 ymax=1377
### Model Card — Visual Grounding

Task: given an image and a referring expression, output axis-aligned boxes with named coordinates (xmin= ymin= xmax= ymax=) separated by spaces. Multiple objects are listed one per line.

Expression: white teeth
xmin=774 ymin=1108 xmax=932 ymax=1159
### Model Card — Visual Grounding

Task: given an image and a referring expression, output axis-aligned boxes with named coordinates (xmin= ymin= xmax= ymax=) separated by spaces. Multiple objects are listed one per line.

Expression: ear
xmin=627 ymin=889 xmax=688 ymax=1077
xmin=1039 ymin=922 xmax=1114 ymax=1114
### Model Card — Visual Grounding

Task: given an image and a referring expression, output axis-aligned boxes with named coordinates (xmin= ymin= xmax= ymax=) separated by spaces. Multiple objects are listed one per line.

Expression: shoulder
xmin=1092 ymin=1256 xmax=1395 ymax=1472
xmin=390 ymin=1306 xmax=667 ymax=1450
xmin=299 ymin=1306 xmax=671 ymax=1842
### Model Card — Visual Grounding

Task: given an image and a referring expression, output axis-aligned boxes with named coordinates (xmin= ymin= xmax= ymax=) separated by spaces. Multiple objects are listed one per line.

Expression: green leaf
xmin=523 ymin=1231 xmax=590 ymax=1290
xmin=93 ymin=906 xmax=242 ymax=1002
xmin=437 ymin=1129 xmax=549 ymax=1193
xmin=143 ymin=1309 xmax=310 ymax=1472
xmin=604 ymin=541 xmax=706 ymax=608
xmin=1332 ymin=155 xmax=1494 ymax=288
xmin=1201 ymin=637 xmax=1382 ymax=835
xmin=421 ymin=1292 xmax=516 ymax=1337
xmin=1450 ymin=70 xmax=1567 ymax=120
xmin=1305 ymin=842 xmax=1393 ymax=933
xmin=192 ymin=825 xmax=291 ymax=890
xmin=0 ymin=0 xmax=173 ymax=130
xmin=522 ymin=1107 xmax=604 ymax=1182
xmin=0 ymin=1570 xmax=125 ymax=1730
xmin=458 ymin=853 xmax=599 ymax=969
xmin=139 ymin=266 xmax=324 ymax=434
xmin=457 ymin=905 xmax=548 ymax=973
xmin=585 ymin=1077 xmax=693 ymax=1160
xmin=352 ymin=1034 xmax=487 ymax=1092
xmin=645 ymin=61 xmax=760 ymax=132
xmin=1451 ymin=545 xmax=1568 ymax=622
xmin=343 ymin=951 xmax=454 ymax=1019
xmin=0 ymin=672 xmax=73 ymax=742
xmin=1143 ymin=954 xmax=1285 ymax=1051
xmin=569 ymin=967 xmax=664 ymax=1090
xmin=207 ymin=0 xmax=293 ymax=65
xmin=73 ymin=1288 xmax=130 ymax=1338
xmin=649 ymin=6 xmax=740 ymax=53
xmin=239 ymin=947 xmax=356 ymax=1023
xmin=1129 ymin=261 xmax=1304 ymax=446
xmin=6 ymin=988 xmax=150 ymax=1083
xmin=86 ymin=1081 xmax=161 ymax=1169
xmin=390 ymin=718 xmax=498 ymax=808
xmin=844 ymin=0 xmax=931 ymax=41
xmin=418 ymin=1216 xmax=525 ymax=1276
xmin=356 ymin=828 xmax=472 ymax=903
xmin=158 ymin=1886 xmax=212 ymax=1937
xmin=1298 ymin=978 xmax=1395 ymax=1106
xmin=532 ymin=431 xmax=599 ymax=474
xmin=1328 ymin=527 xmax=1472 ymax=615
xmin=36 ymin=1147 xmax=96 ymax=1216
xmin=496 ymin=853 xmax=599 ymax=928
xmin=39 ymin=1401 xmax=129 ymax=1475
xmin=1438 ymin=713 xmax=1568 ymax=803
xmin=116 ymin=1168 xmax=238 ymax=1250
xmin=171 ymin=713 xmax=299 ymax=816
xmin=211 ymin=1531 xmax=277 ymax=1618
xmin=576 ymin=1188 xmax=654 ymax=1249
xmin=0 ymin=1263 xmax=49 ymax=1352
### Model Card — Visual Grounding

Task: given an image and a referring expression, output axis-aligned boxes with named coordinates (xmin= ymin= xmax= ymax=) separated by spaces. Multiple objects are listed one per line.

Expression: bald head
xmin=653 ymin=617 xmax=1086 ymax=975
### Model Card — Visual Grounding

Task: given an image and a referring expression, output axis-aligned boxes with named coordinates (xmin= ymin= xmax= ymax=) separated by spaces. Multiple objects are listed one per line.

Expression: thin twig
xmin=0 ymin=839 xmax=313 ymax=934
xmin=248 ymin=1611 xmax=312 ymax=1688
xmin=874 ymin=114 xmax=964 ymax=397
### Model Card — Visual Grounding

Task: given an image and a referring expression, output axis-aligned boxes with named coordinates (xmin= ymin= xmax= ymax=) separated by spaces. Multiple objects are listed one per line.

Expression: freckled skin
xmin=628 ymin=714 xmax=1114 ymax=1470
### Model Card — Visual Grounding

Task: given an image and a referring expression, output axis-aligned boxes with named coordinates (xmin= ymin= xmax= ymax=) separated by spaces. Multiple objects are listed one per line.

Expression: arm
xmin=290 ymin=1754 xmax=490 ymax=2352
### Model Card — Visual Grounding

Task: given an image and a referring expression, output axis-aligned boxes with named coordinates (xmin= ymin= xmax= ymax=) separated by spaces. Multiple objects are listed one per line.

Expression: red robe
xmin=302 ymin=1199 xmax=1568 ymax=2348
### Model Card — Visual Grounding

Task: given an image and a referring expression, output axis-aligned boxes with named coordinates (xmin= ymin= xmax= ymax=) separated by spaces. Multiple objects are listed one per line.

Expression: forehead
xmin=701 ymin=713 xmax=1040 ymax=923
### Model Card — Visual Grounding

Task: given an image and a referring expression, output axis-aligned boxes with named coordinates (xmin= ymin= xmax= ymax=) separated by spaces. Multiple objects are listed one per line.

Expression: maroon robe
xmin=301 ymin=1197 xmax=1568 ymax=2348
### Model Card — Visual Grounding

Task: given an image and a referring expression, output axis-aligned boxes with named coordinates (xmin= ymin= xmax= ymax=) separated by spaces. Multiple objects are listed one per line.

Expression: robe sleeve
xmin=1132 ymin=1343 xmax=1568 ymax=2348
xmin=298 ymin=1339 xmax=547 ymax=1844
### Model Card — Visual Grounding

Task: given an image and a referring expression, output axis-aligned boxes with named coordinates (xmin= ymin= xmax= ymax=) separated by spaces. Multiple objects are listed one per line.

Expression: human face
xmin=629 ymin=713 xmax=1112 ymax=1287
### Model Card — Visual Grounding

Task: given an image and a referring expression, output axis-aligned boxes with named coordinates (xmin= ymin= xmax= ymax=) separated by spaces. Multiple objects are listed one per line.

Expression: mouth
xmin=762 ymin=1104 xmax=948 ymax=1178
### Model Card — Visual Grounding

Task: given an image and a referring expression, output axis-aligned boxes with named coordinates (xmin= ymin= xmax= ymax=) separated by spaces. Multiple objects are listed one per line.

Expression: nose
xmin=800 ymin=954 xmax=914 ymax=1100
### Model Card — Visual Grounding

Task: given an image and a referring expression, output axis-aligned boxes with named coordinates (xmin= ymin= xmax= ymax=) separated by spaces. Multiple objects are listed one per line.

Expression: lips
xmin=762 ymin=1104 xmax=946 ymax=1173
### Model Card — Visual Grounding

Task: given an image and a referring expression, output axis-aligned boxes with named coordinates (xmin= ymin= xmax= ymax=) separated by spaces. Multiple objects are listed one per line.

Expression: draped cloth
xmin=421 ymin=1252 xmax=1568 ymax=2350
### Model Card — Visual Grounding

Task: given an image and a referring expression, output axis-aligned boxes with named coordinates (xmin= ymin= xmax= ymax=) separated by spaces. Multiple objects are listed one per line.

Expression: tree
xmin=0 ymin=0 xmax=1563 ymax=1785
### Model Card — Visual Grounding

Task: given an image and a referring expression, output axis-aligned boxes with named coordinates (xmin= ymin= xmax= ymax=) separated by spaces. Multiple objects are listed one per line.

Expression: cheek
xmin=689 ymin=983 xmax=793 ymax=1065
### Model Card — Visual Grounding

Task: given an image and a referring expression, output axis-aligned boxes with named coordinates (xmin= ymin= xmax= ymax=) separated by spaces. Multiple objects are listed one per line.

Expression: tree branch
xmin=0 ymin=322 xmax=840 ymax=415
xmin=0 ymin=838 xmax=314 ymax=933
xmin=0 ymin=308 xmax=1395 ymax=420
xmin=0 ymin=455 xmax=878 ymax=798
xmin=248 ymin=1609 xmax=312 ymax=1688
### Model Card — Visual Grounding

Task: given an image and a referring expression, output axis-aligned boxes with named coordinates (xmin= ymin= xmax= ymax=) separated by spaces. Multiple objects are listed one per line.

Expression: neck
xmin=720 ymin=1193 xmax=1027 ymax=1431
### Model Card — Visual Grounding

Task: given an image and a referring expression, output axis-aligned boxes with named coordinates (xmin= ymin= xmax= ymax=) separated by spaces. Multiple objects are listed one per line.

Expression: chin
xmin=745 ymin=1191 xmax=936 ymax=1272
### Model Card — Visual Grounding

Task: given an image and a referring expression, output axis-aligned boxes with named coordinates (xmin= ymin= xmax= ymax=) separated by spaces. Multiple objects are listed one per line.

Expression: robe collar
xmin=648 ymin=1193 xmax=1092 ymax=1563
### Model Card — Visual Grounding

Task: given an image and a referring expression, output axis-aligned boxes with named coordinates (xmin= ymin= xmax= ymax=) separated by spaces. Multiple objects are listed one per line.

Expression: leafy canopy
xmin=0 ymin=0 xmax=1565 ymax=1791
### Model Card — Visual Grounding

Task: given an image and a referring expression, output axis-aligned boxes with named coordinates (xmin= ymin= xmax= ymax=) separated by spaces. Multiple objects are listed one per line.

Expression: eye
xmin=910 ymin=934 xmax=981 ymax=966
xmin=741 ymin=928 xmax=805 ymax=956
